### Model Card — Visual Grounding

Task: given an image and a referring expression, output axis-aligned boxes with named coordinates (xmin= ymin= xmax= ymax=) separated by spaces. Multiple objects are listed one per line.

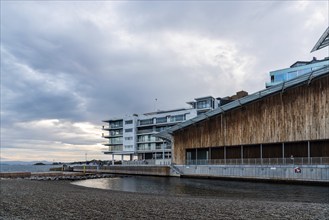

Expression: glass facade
xmin=139 ymin=118 xmax=154 ymax=126
xmin=109 ymin=137 xmax=123 ymax=145
xmin=170 ymin=114 xmax=185 ymax=122
xmin=267 ymin=59 xmax=329 ymax=87
xmin=109 ymin=120 xmax=123 ymax=128
xmin=156 ymin=117 xmax=167 ymax=124
xmin=197 ymin=100 xmax=211 ymax=109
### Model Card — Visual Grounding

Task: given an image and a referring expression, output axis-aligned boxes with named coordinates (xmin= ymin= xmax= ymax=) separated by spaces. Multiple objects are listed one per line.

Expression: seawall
xmin=0 ymin=172 xmax=86 ymax=179
xmin=177 ymin=164 xmax=329 ymax=184
xmin=74 ymin=165 xmax=171 ymax=176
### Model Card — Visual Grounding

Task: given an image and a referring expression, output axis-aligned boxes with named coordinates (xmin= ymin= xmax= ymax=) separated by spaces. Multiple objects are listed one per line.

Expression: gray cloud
xmin=1 ymin=1 xmax=328 ymax=161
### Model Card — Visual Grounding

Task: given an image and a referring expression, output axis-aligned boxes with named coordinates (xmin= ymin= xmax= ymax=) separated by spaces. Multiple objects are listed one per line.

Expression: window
xmin=137 ymin=143 xmax=152 ymax=150
xmin=109 ymin=121 xmax=123 ymax=128
xmin=110 ymin=130 xmax=122 ymax=136
xmin=197 ymin=100 xmax=210 ymax=109
xmin=125 ymin=120 xmax=133 ymax=125
xmin=138 ymin=134 xmax=155 ymax=142
xmin=109 ymin=137 xmax=123 ymax=144
xmin=125 ymin=137 xmax=133 ymax=140
xmin=139 ymin=118 xmax=154 ymax=126
xmin=125 ymin=145 xmax=133 ymax=149
xmin=274 ymin=73 xmax=286 ymax=82
xmin=125 ymin=128 xmax=133 ymax=132
xmin=155 ymin=126 xmax=167 ymax=132
xmin=156 ymin=117 xmax=167 ymax=124
xmin=170 ymin=114 xmax=185 ymax=122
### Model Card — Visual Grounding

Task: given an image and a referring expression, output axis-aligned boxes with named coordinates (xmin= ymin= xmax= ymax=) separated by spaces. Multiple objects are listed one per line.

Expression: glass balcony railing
xmin=108 ymin=145 xmax=123 ymax=152
xmin=137 ymin=129 xmax=155 ymax=134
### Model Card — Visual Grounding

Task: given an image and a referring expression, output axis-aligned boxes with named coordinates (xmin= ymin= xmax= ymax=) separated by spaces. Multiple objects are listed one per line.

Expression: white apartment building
xmin=102 ymin=93 xmax=247 ymax=164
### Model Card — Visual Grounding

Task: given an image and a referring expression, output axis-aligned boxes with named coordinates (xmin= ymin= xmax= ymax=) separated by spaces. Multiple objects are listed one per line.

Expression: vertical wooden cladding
xmin=173 ymin=75 xmax=329 ymax=164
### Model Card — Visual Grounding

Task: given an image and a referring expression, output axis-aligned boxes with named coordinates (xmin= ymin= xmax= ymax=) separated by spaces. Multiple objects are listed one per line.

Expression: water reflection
xmin=72 ymin=176 xmax=329 ymax=203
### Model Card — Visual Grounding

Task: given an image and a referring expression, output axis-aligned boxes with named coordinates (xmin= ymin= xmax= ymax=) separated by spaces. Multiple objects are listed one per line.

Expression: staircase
xmin=170 ymin=164 xmax=183 ymax=176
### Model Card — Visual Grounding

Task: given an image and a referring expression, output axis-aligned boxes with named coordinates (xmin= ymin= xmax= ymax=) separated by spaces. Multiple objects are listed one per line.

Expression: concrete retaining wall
xmin=178 ymin=165 xmax=329 ymax=182
xmin=74 ymin=165 xmax=170 ymax=176
xmin=0 ymin=172 xmax=87 ymax=178
xmin=0 ymin=172 xmax=31 ymax=178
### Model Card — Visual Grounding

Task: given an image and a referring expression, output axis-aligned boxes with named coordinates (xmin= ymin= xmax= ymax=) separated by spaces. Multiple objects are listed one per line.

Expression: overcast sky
xmin=1 ymin=1 xmax=328 ymax=162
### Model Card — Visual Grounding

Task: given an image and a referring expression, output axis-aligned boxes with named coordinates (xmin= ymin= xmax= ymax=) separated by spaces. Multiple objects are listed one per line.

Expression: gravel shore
xmin=1 ymin=179 xmax=328 ymax=220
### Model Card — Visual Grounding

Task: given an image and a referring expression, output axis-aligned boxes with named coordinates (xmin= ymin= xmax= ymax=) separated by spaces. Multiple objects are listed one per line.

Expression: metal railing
xmin=123 ymin=159 xmax=156 ymax=165
xmin=137 ymin=129 xmax=155 ymax=134
xmin=186 ymin=157 xmax=329 ymax=165
xmin=122 ymin=159 xmax=172 ymax=166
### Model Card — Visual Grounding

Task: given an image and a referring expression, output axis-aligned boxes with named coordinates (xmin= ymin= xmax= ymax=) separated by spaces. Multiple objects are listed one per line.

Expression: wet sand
xmin=1 ymin=179 xmax=328 ymax=219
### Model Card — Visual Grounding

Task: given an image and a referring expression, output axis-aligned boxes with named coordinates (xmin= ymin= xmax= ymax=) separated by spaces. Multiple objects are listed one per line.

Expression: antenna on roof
xmin=154 ymin=98 xmax=158 ymax=112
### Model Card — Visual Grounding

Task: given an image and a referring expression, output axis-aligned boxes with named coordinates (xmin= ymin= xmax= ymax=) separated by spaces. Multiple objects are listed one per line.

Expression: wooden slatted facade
xmin=173 ymin=74 xmax=329 ymax=164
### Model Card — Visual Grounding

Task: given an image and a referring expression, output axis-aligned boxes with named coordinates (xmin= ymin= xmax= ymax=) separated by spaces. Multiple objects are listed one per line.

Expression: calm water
xmin=0 ymin=164 xmax=61 ymax=172
xmin=72 ymin=176 xmax=329 ymax=203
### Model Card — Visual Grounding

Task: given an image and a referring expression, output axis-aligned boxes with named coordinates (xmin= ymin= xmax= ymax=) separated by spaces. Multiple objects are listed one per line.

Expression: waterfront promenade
xmin=1 ymin=179 xmax=328 ymax=219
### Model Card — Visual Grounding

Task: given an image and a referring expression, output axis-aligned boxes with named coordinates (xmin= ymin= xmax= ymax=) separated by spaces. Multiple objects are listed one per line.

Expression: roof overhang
xmin=157 ymin=65 xmax=329 ymax=140
xmin=311 ymin=26 xmax=329 ymax=52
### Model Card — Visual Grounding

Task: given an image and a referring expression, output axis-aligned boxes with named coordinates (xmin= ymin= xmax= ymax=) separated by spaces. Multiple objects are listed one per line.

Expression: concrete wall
xmin=177 ymin=165 xmax=329 ymax=182
xmin=0 ymin=172 xmax=31 ymax=178
xmin=74 ymin=165 xmax=170 ymax=176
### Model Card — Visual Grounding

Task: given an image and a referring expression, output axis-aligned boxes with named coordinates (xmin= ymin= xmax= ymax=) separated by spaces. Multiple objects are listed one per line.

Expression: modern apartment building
xmin=266 ymin=57 xmax=329 ymax=87
xmin=102 ymin=93 xmax=248 ymax=163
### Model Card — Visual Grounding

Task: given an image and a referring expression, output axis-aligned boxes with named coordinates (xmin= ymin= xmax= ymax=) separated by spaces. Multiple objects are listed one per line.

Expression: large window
xmin=170 ymin=114 xmax=185 ymax=122
xmin=137 ymin=143 xmax=152 ymax=151
xmin=125 ymin=137 xmax=133 ymax=141
xmin=125 ymin=145 xmax=133 ymax=149
xmin=125 ymin=120 xmax=133 ymax=125
xmin=155 ymin=126 xmax=167 ymax=132
xmin=138 ymin=134 xmax=157 ymax=142
xmin=197 ymin=100 xmax=211 ymax=109
xmin=110 ymin=130 xmax=123 ymax=136
xmin=109 ymin=121 xmax=123 ymax=128
xmin=156 ymin=117 xmax=167 ymax=124
xmin=109 ymin=137 xmax=123 ymax=144
xmin=139 ymin=118 xmax=154 ymax=126
xmin=125 ymin=128 xmax=133 ymax=132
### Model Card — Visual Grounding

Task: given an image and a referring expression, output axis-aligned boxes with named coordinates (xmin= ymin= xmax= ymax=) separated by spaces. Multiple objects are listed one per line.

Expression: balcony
xmin=102 ymin=125 xmax=123 ymax=130
xmin=137 ymin=137 xmax=163 ymax=143
xmin=106 ymin=145 xmax=124 ymax=152
xmin=137 ymin=144 xmax=171 ymax=152
xmin=155 ymin=145 xmax=172 ymax=150
xmin=137 ymin=129 xmax=155 ymax=134
xmin=102 ymin=133 xmax=123 ymax=139
xmin=138 ymin=119 xmax=154 ymax=126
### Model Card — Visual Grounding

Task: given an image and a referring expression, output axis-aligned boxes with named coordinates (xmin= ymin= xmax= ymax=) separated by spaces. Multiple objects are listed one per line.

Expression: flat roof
xmin=143 ymin=108 xmax=192 ymax=116
xmin=156 ymin=65 xmax=329 ymax=141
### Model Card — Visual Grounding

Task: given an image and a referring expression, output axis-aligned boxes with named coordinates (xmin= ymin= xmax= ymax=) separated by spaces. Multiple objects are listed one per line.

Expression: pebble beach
xmin=1 ymin=179 xmax=328 ymax=220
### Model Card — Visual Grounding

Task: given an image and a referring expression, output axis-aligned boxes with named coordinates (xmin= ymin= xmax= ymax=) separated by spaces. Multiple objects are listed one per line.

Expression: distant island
xmin=33 ymin=162 xmax=46 ymax=166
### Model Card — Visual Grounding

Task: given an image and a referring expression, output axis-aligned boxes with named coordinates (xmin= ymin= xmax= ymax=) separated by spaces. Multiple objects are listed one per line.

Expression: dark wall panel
xmin=284 ymin=142 xmax=308 ymax=158
xmin=262 ymin=143 xmax=282 ymax=158
xmin=243 ymin=145 xmax=261 ymax=158
xmin=226 ymin=146 xmax=241 ymax=159
xmin=311 ymin=140 xmax=329 ymax=157
xmin=211 ymin=147 xmax=224 ymax=159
